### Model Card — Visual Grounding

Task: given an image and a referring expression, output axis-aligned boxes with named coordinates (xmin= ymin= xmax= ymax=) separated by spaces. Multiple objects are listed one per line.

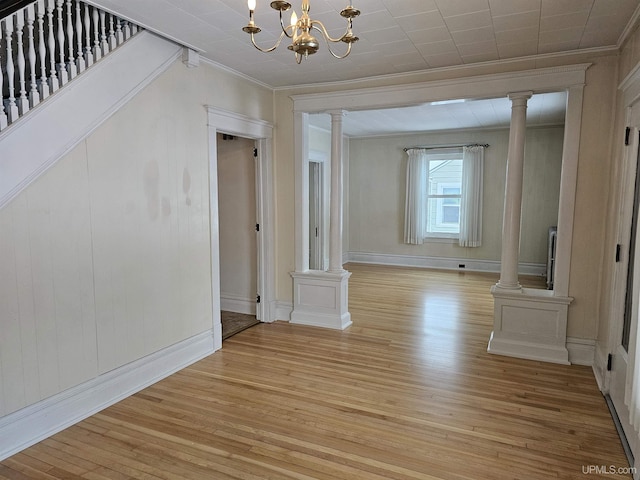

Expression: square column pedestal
xmin=488 ymin=286 xmax=573 ymax=365
xmin=290 ymin=270 xmax=352 ymax=330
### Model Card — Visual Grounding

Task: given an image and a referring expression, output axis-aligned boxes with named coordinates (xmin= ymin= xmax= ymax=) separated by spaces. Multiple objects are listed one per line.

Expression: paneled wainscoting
xmin=0 ymin=264 xmax=629 ymax=479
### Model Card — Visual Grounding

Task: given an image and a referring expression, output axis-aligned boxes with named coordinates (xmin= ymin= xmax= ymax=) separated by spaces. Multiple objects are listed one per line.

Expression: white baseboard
xmin=346 ymin=252 xmax=546 ymax=276
xmin=290 ymin=311 xmax=352 ymax=330
xmin=567 ymin=337 xmax=595 ymax=366
xmin=488 ymin=333 xmax=571 ymax=364
xmin=220 ymin=293 xmax=256 ymax=315
xmin=593 ymin=342 xmax=610 ymax=392
xmin=0 ymin=330 xmax=215 ymax=461
xmin=276 ymin=301 xmax=293 ymax=321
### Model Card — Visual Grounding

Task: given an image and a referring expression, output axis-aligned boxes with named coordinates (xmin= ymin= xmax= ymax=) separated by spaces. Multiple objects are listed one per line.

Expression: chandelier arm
xmin=310 ymin=20 xmax=351 ymax=43
xmin=250 ymin=30 xmax=288 ymax=53
xmin=279 ymin=11 xmax=294 ymax=38
xmin=324 ymin=37 xmax=353 ymax=59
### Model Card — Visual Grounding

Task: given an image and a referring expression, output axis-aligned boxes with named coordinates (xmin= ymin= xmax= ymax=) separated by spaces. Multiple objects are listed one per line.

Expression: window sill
xmin=423 ymin=235 xmax=459 ymax=244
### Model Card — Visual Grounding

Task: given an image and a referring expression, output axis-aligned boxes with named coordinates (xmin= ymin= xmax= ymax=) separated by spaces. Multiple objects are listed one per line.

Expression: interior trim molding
xmin=0 ymin=330 xmax=214 ymax=461
xmin=291 ymin=64 xmax=590 ymax=113
xmin=346 ymin=251 xmax=546 ymax=277
xmin=206 ymin=106 xmax=275 ymax=327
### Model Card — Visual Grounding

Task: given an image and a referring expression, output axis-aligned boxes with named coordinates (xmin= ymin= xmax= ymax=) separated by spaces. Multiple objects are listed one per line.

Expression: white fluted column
xmin=328 ymin=110 xmax=345 ymax=273
xmin=290 ymin=109 xmax=351 ymax=330
xmin=496 ymin=92 xmax=532 ymax=291
xmin=489 ymin=90 xmax=573 ymax=365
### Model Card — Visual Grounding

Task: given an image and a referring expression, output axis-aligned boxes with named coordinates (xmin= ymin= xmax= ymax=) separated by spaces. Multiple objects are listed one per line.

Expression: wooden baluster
xmin=56 ymin=0 xmax=68 ymax=85
xmin=91 ymin=5 xmax=101 ymax=61
xmin=36 ymin=0 xmax=49 ymax=101
xmin=14 ymin=9 xmax=30 ymax=116
xmin=46 ymin=0 xmax=59 ymax=92
xmin=131 ymin=23 xmax=138 ymax=35
xmin=37 ymin=0 xmax=49 ymax=100
xmin=75 ymin=0 xmax=85 ymax=73
xmin=84 ymin=3 xmax=93 ymax=66
xmin=0 ymin=30 xmax=7 ymax=130
xmin=65 ymin=0 xmax=77 ymax=79
xmin=108 ymin=14 xmax=116 ymax=50
xmin=26 ymin=5 xmax=40 ymax=108
xmin=115 ymin=17 xmax=123 ymax=45
xmin=122 ymin=20 xmax=131 ymax=40
xmin=99 ymin=10 xmax=108 ymax=55
xmin=4 ymin=18 xmax=20 ymax=123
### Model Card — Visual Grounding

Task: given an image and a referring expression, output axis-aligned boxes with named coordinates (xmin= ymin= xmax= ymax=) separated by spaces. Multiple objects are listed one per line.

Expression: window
xmin=425 ymin=157 xmax=462 ymax=237
xmin=404 ymin=145 xmax=484 ymax=247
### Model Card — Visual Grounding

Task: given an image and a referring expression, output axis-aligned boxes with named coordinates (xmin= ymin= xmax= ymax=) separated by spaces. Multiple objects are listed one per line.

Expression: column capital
xmin=326 ymin=109 xmax=347 ymax=117
xmin=508 ymin=91 xmax=533 ymax=103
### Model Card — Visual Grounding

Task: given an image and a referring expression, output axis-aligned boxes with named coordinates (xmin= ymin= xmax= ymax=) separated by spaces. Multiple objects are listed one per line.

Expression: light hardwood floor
xmin=1 ymin=264 xmax=631 ymax=479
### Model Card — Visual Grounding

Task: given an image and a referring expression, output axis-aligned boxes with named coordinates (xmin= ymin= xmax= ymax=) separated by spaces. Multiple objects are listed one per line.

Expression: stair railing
xmin=0 ymin=0 xmax=141 ymax=132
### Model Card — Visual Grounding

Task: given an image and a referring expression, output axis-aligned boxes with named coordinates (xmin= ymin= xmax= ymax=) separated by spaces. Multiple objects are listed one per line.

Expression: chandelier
xmin=243 ymin=0 xmax=361 ymax=64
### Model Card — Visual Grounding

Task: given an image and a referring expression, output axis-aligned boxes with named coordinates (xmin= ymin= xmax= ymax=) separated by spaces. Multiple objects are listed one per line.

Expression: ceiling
xmin=89 ymin=0 xmax=638 ymax=135
xmin=310 ymin=91 xmax=568 ymax=136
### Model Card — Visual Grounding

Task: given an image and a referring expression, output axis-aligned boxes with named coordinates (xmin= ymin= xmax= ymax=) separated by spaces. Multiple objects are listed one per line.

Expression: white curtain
xmin=459 ymin=145 xmax=484 ymax=247
xmin=404 ymin=148 xmax=427 ymax=244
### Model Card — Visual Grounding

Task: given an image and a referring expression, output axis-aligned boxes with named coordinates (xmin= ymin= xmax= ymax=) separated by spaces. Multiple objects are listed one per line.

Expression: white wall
xmin=347 ymin=126 xmax=564 ymax=266
xmin=0 ymin=58 xmax=273 ymax=418
xmin=217 ymin=134 xmax=257 ymax=312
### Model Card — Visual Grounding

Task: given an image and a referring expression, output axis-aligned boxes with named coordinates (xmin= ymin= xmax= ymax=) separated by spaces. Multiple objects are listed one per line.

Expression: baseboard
xmin=593 ymin=342 xmax=610 ymax=392
xmin=290 ymin=311 xmax=352 ymax=330
xmin=487 ymin=332 xmax=570 ymax=365
xmin=220 ymin=293 xmax=256 ymax=315
xmin=567 ymin=337 xmax=595 ymax=366
xmin=0 ymin=329 xmax=215 ymax=461
xmin=346 ymin=252 xmax=546 ymax=276
xmin=276 ymin=301 xmax=293 ymax=321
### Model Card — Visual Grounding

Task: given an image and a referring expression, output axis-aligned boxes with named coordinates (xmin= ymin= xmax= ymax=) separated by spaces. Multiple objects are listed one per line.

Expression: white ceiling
xmin=310 ymin=91 xmax=568 ymax=136
xmin=88 ymin=0 xmax=637 ymax=135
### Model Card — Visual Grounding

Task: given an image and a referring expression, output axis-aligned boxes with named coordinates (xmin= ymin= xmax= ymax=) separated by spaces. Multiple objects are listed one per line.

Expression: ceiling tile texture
xmin=89 ymin=0 xmax=639 ymax=88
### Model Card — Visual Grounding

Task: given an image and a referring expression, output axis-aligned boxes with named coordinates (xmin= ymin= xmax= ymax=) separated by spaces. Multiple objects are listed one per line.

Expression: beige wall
xmin=0 ymin=59 xmax=273 ymax=416
xmin=597 ymin=25 xmax=640 ymax=357
xmin=348 ymin=126 xmax=563 ymax=265
xmin=565 ymin=54 xmax=618 ymax=340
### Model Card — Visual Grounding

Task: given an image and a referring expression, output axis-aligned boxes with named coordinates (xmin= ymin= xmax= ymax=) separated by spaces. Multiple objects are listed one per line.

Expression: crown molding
xmin=199 ymin=56 xmax=274 ymax=91
xmin=276 ymin=48 xmax=611 ymax=92
xmin=618 ymin=3 xmax=640 ymax=49
xmin=291 ymin=64 xmax=591 ymax=113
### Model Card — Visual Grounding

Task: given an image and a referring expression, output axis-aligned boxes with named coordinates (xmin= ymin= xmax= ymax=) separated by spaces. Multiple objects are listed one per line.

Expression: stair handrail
xmin=1 ymin=0 xmax=141 ymax=132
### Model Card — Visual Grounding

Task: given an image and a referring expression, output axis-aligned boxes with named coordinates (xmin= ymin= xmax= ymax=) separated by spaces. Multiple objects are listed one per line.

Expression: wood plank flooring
xmin=1 ymin=264 xmax=631 ymax=479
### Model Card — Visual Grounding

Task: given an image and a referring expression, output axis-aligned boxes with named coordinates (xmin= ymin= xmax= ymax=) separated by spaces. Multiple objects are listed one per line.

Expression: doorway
xmin=216 ymin=133 xmax=260 ymax=339
xmin=206 ymin=106 xmax=275 ymax=350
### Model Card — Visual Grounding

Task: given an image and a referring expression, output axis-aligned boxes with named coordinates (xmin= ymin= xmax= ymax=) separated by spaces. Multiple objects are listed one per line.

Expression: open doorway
xmin=206 ymin=106 xmax=274 ymax=350
xmin=216 ymin=133 xmax=260 ymax=339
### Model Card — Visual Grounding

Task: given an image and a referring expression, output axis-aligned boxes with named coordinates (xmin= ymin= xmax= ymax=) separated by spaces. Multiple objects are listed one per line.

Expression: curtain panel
xmin=404 ymin=148 xmax=427 ymax=244
xmin=459 ymin=145 xmax=485 ymax=247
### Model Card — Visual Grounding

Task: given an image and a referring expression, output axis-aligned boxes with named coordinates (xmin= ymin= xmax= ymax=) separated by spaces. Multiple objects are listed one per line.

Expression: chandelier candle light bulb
xmin=242 ymin=0 xmax=360 ymax=63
